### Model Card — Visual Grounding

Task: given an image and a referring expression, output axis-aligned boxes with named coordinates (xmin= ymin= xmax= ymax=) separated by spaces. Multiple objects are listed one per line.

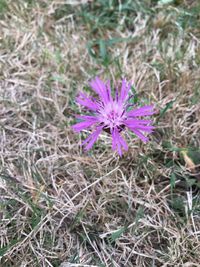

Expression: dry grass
xmin=0 ymin=1 xmax=200 ymax=266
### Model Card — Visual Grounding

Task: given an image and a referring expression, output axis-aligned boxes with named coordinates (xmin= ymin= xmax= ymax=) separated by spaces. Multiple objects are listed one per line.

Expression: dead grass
xmin=0 ymin=1 xmax=200 ymax=266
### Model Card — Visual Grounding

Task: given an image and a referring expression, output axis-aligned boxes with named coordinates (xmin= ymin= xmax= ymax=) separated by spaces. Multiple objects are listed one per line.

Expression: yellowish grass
xmin=0 ymin=1 xmax=200 ymax=266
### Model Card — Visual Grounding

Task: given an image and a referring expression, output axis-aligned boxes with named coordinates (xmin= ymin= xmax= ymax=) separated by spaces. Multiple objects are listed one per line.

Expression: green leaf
xmin=0 ymin=238 xmax=22 ymax=257
xmin=170 ymin=173 xmax=176 ymax=190
xmin=110 ymin=226 xmax=126 ymax=243
xmin=0 ymin=0 xmax=7 ymax=15
xmin=158 ymin=99 xmax=176 ymax=119
xmin=187 ymin=150 xmax=200 ymax=166
xmin=99 ymin=39 xmax=107 ymax=60
xmin=51 ymin=75 xmax=66 ymax=85
xmin=86 ymin=36 xmax=140 ymax=66
xmin=186 ymin=178 xmax=196 ymax=187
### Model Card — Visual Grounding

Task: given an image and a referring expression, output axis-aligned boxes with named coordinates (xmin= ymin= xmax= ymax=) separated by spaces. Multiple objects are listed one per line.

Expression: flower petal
xmin=112 ymin=128 xmax=128 ymax=156
xmin=76 ymin=115 xmax=99 ymax=121
xmin=106 ymin=80 xmax=113 ymax=102
xmin=124 ymin=119 xmax=154 ymax=133
xmin=90 ymin=77 xmax=109 ymax=104
xmin=72 ymin=120 xmax=97 ymax=132
xmin=135 ymin=125 xmax=154 ymax=133
xmin=83 ymin=126 xmax=103 ymax=151
xmin=130 ymin=129 xmax=149 ymax=142
xmin=127 ymin=105 xmax=155 ymax=117
xmin=119 ymin=79 xmax=131 ymax=104
xmin=76 ymin=92 xmax=99 ymax=111
xmin=124 ymin=119 xmax=153 ymax=126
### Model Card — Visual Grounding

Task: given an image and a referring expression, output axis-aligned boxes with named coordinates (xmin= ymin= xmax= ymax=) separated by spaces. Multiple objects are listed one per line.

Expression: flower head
xmin=72 ymin=77 xmax=155 ymax=156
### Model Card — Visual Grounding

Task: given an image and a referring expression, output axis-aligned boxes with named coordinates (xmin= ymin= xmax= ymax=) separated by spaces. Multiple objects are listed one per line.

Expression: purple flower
xmin=72 ymin=77 xmax=155 ymax=156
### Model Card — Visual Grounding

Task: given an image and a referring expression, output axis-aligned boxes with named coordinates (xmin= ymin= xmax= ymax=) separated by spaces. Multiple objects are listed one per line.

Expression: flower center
xmin=99 ymin=102 xmax=126 ymax=129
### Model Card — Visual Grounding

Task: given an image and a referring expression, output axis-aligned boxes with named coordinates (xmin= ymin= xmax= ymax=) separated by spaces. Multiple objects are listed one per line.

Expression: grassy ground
xmin=0 ymin=0 xmax=200 ymax=266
